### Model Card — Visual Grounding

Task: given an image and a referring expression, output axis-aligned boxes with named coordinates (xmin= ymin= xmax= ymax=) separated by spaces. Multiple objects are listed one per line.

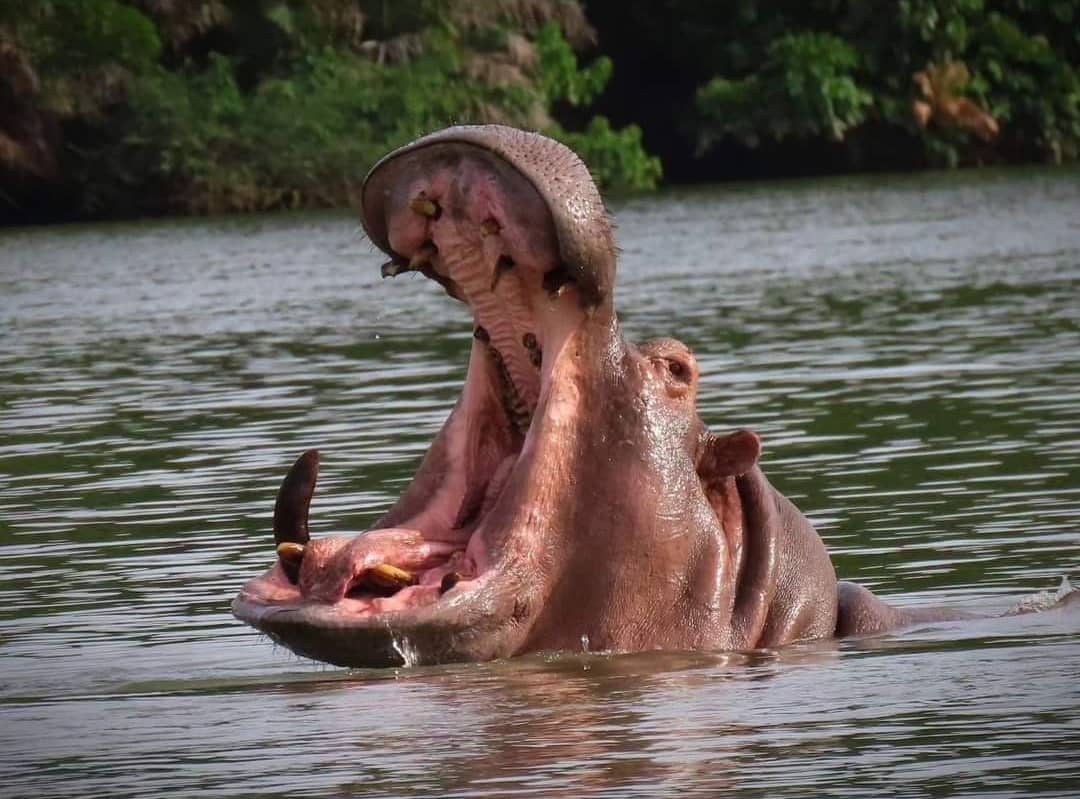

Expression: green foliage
xmin=1 ymin=0 xmax=160 ymax=74
xmin=129 ymin=34 xmax=481 ymax=211
xmin=683 ymin=0 xmax=1078 ymax=167
xmin=1 ymin=0 xmax=160 ymax=116
xmin=971 ymin=13 xmax=1080 ymax=160
xmin=550 ymin=117 xmax=661 ymax=192
xmin=356 ymin=0 xmax=439 ymax=39
xmin=535 ymin=20 xmax=611 ymax=106
xmin=530 ymin=20 xmax=658 ymax=190
xmin=120 ymin=13 xmax=656 ymax=211
xmin=696 ymin=32 xmax=872 ymax=151
xmin=5 ymin=0 xmax=1080 ymax=222
xmin=898 ymin=0 xmax=985 ymax=57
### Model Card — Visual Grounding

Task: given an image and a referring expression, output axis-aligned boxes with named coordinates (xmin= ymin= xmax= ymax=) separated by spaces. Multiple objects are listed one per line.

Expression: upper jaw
xmin=361 ymin=127 xmax=617 ymax=312
xmin=362 ymin=126 xmax=621 ymax=449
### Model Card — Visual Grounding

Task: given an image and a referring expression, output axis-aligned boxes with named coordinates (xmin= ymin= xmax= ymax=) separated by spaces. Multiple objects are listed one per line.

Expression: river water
xmin=2 ymin=167 xmax=1078 ymax=797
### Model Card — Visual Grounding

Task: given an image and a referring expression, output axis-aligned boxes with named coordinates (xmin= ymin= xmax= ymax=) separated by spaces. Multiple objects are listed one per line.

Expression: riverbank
xmin=2 ymin=1 xmax=1077 ymax=225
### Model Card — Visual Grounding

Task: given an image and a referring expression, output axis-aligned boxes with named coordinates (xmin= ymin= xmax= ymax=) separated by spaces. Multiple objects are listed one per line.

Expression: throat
xmin=473 ymin=322 xmax=538 ymax=435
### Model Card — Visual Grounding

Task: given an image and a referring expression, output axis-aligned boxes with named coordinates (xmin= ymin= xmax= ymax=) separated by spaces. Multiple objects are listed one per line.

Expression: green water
xmin=1 ymin=167 xmax=1078 ymax=797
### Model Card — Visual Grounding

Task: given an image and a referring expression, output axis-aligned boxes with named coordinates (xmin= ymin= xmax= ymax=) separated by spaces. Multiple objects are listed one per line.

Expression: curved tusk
xmin=273 ymin=449 xmax=319 ymax=548
xmin=273 ymin=450 xmax=318 ymax=584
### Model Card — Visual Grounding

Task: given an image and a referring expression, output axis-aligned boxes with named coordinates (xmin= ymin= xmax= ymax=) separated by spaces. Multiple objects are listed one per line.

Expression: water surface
xmin=2 ymin=167 xmax=1079 ymax=797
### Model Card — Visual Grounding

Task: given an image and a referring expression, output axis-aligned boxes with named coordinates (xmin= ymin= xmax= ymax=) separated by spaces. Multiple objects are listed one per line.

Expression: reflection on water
xmin=1 ymin=168 xmax=1078 ymax=796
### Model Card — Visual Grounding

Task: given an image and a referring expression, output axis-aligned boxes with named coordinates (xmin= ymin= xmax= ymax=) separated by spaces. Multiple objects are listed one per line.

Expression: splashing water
xmin=390 ymin=632 xmax=421 ymax=667
xmin=1005 ymin=576 xmax=1077 ymax=615
xmin=390 ymin=634 xmax=419 ymax=665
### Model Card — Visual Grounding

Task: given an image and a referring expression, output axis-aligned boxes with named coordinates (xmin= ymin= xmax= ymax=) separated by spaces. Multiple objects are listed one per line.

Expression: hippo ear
xmin=697 ymin=429 xmax=761 ymax=486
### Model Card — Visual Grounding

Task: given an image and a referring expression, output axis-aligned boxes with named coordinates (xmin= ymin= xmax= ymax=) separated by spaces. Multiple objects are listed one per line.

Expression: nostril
xmin=668 ymin=358 xmax=691 ymax=382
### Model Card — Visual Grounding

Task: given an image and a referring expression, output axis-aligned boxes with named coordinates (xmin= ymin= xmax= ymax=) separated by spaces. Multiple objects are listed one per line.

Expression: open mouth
xmin=232 ymin=131 xmax=610 ymax=663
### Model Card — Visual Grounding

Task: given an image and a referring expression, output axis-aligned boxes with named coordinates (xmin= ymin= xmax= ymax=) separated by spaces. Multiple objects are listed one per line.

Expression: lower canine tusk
xmin=273 ymin=449 xmax=319 ymax=547
xmin=365 ymin=563 xmax=417 ymax=592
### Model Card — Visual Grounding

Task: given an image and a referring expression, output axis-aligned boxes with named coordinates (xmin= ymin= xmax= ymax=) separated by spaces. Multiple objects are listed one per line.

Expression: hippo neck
xmin=476 ymin=313 xmax=743 ymax=653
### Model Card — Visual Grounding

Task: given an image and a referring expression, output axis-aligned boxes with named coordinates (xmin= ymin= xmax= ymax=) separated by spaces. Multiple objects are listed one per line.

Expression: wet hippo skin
xmin=232 ymin=126 xmax=971 ymax=667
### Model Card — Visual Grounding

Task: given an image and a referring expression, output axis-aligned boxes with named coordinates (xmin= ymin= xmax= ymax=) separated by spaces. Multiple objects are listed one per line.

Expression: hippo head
xmin=232 ymin=126 xmax=836 ymax=667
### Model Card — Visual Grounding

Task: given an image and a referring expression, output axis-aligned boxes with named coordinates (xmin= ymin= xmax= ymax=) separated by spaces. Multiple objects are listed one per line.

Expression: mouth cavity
xmin=241 ymin=146 xmax=588 ymax=624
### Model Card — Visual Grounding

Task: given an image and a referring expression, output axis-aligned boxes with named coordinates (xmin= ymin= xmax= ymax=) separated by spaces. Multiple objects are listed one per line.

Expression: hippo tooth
xmin=409 ymin=241 xmax=438 ymax=270
xmin=365 ymin=563 xmax=417 ymax=591
xmin=480 ymin=217 xmax=500 ymax=236
xmin=542 ymin=264 xmax=571 ymax=297
xmin=440 ymin=572 xmax=462 ymax=594
xmin=276 ymin=542 xmax=305 ymax=584
xmin=277 ymin=542 xmax=305 ymax=563
xmin=409 ymin=196 xmax=441 ymax=218
xmin=381 ymin=259 xmax=409 ymax=278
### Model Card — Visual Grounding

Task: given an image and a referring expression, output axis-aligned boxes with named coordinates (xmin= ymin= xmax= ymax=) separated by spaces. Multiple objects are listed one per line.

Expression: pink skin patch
xmin=240 ymin=530 xmax=478 ymax=612
xmin=237 ymin=151 xmax=587 ymax=621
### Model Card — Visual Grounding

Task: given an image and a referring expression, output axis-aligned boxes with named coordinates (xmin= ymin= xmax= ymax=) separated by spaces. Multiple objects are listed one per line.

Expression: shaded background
xmin=2 ymin=0 xmax=1079 ymax=225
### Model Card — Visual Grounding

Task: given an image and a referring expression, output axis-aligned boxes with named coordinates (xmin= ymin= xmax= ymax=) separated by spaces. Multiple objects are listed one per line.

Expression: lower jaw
xmin=234 ymin=302 xmax=595 ymax=665
xmin=231 ymin=594 xmax=461 ymax=666
xmin=235 ymin=361 xmax=534 ymax=625
xmin=232 ymin=550 xmax=523 ymax=667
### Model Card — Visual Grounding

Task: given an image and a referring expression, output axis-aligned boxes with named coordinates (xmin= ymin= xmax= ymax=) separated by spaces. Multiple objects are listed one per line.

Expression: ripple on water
xmin=1 ymin=171 xmax=1079 ymax=796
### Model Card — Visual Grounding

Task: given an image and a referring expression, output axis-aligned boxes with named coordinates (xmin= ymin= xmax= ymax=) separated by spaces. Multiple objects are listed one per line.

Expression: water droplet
xmin=390 ymin=633 xmax=419 ymax=667
xmin=1006 ymin=576 xmax=1077 ymax=615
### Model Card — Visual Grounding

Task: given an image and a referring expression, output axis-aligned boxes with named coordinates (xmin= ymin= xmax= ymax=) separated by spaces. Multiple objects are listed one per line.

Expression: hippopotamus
xmin=232 ymin=125 xmax=970 ymax=667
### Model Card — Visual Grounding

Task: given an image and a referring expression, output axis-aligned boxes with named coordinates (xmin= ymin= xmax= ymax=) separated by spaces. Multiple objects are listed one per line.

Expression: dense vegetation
xmin=591 ymin=0 xmax=1080 ymax=180
xmin=1 ymin=0 xmax=1077 ymax=223
xmin=0 ymin=0 xmax=659 ymax=221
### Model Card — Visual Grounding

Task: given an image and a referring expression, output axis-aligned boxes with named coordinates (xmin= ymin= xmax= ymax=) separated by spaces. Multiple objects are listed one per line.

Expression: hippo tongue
xmin=270 ymin=456 xmax=476 ymax=606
